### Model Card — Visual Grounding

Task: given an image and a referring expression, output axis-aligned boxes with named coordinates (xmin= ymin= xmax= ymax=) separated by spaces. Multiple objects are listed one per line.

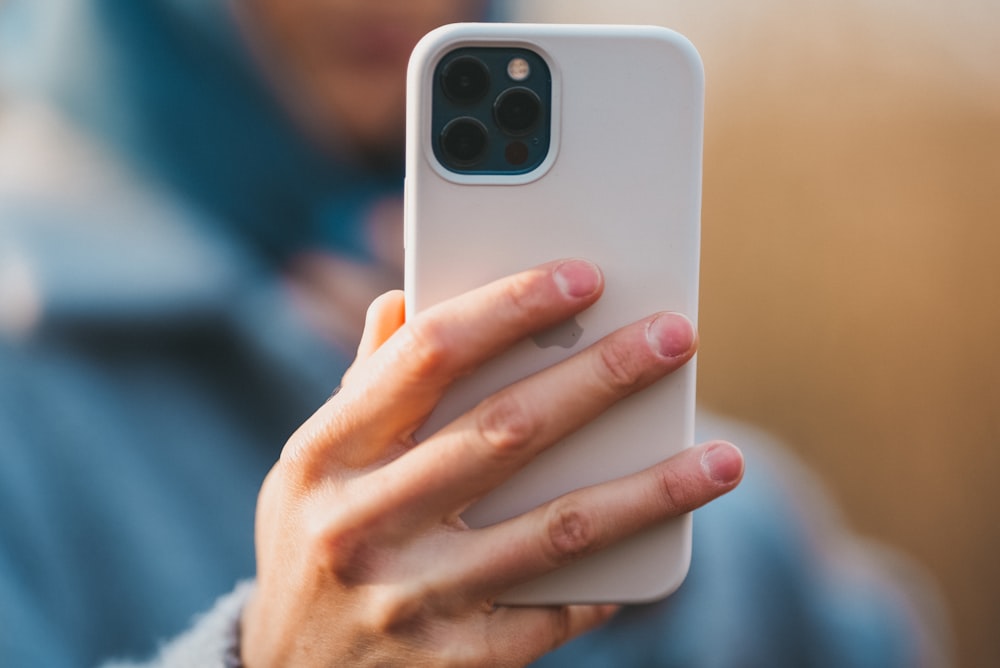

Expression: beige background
xmin=513 ymin=1 xmax=999 ymax=666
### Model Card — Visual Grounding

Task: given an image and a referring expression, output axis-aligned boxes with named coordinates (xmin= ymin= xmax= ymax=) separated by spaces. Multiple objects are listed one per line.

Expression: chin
xmin=323 ymin=87 xmax=405 ymax=154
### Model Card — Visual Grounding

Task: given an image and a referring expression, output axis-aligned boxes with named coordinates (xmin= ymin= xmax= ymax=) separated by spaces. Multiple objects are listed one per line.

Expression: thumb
xmin=342 ymin=290 xmax=406 ymax=386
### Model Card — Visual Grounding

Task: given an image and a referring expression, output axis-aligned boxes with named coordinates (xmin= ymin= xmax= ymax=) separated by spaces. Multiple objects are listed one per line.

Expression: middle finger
xmin=284 ymin=259 xmax=604 ymax=472
xmin=366 ymin=310 xmax=697 ymax=527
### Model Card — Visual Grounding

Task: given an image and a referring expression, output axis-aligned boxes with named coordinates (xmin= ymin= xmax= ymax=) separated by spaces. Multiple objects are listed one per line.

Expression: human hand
xmin=241 ymin=259 xmax=744 ymax=667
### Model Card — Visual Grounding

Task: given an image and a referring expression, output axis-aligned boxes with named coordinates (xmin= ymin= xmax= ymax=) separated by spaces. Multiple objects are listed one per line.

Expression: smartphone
xmin=404 ymin=23 xmax=704 ymax=604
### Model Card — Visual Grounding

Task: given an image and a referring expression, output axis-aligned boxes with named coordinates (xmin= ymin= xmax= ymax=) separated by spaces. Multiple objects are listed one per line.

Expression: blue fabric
xmin=537 ymin=426 xmax=919 ymax=667
xmin=1 ymin=0 xmax=399 ymax=264
xmin=0 ymin=1 xmax=926 ymax=665
xmin=0 ymin=196 xmax=350 ymax=665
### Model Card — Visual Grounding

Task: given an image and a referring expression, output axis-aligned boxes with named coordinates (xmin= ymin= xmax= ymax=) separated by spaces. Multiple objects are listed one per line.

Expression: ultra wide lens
xmin=442 ymin=57 xmax=490 ymax=104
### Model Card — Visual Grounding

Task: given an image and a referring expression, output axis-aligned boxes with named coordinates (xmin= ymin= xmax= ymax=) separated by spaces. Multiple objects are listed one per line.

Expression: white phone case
xmin=404 ymin=23 xmax=704 ymax=604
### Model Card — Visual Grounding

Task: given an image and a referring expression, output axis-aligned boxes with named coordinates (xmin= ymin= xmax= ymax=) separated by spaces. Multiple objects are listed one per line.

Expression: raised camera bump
xmin=432 ymin=47 xmax=550 ymax=175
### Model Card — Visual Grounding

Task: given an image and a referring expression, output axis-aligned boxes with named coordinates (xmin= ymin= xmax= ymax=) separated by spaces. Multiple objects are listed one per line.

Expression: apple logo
xmin=531 ymin=316 xmax=584 ymax=349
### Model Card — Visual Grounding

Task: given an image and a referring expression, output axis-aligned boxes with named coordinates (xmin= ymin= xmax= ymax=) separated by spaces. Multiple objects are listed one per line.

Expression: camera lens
xmin=440 ymin=117 xmax=488 ymax=166
xmin=493 ymin=87 xmax=541 ymax=136
xmin=441 ymin=57 xmax=490 ymax=104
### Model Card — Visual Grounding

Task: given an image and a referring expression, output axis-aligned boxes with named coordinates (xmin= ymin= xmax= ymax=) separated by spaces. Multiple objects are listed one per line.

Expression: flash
xmin=507 ymin=57 xmax=530 ymax=82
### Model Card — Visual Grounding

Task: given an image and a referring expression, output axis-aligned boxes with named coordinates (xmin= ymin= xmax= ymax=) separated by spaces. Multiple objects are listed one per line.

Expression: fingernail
xmin=554 ymin=260 xmax=602 ymax=298
xmin=701 ymin=442 xmax=744 ymax=484
xmin=646 ymin=313 xmax=695 ymax=358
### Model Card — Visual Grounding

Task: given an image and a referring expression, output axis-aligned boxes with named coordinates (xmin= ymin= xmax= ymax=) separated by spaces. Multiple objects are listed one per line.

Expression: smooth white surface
xmin=405 ymin=23 xmax=704 ymax=604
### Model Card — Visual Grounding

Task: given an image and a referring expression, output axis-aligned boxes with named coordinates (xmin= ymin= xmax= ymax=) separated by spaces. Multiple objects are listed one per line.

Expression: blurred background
xmin=513 ymin=1 xmax=999 ymax=666
xmin=1 ymin=0 xmax=994 ymax=664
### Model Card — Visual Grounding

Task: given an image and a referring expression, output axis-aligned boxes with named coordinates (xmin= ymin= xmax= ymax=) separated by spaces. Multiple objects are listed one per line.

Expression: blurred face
xmin=237 ymin=0 xmax=485 ymax=160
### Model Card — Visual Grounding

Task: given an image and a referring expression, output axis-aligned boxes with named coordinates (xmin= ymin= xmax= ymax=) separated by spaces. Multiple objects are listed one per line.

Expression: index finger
xmin=362 ymin=309 xmax=697 ymax=530
xmin=284 ymin=259 xmax=604 ymax=471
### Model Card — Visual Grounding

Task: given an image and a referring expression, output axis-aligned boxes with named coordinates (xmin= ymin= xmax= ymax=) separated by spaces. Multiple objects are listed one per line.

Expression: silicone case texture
xmin=405 ymin=23 xmax=704 ymax=604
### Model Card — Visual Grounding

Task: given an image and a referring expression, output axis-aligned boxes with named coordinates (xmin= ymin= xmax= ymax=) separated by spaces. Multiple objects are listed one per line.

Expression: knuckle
xmin=400 ymin=317 xmax=451 ymax=377
xmin=367 ymin=587 xmax=422 ymax=635
xmin=543 ymin=501 xmax=599 ymax=566
xmin=278 ymin=421 xmax=338 ymax=484
xmin=364 ymin=584 xmax=431 ymax=635
xmin=653 ymin=465 xmax=696 ymax=515
xmin=595 ymin=339 xmax=644 ymax=394
xmin=304 ymin=510 xmax=377 ymax=586
xmin=500 ymin=272 xmax=539 ymax=316
xmin=475 ymin=392 xmax=538 ymax=461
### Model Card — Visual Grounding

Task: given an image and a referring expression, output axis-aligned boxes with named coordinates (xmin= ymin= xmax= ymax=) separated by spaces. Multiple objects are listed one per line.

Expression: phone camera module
xmin=432 ymin=47 xmax=550 ymax=175
xmin=441 ymin=57 xmax=490 ymax=104
xmin=440 ymin=117 xmax=489 ymax=166
xmin=493 ymin=87 xmax=541 ymax=136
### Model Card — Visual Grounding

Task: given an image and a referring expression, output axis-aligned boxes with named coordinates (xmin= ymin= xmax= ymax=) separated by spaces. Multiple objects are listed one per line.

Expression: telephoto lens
xmin=493 ymin=87 xmax=541 ymax=135
xmin=441 ymin=57 xmax=490 ymax=104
